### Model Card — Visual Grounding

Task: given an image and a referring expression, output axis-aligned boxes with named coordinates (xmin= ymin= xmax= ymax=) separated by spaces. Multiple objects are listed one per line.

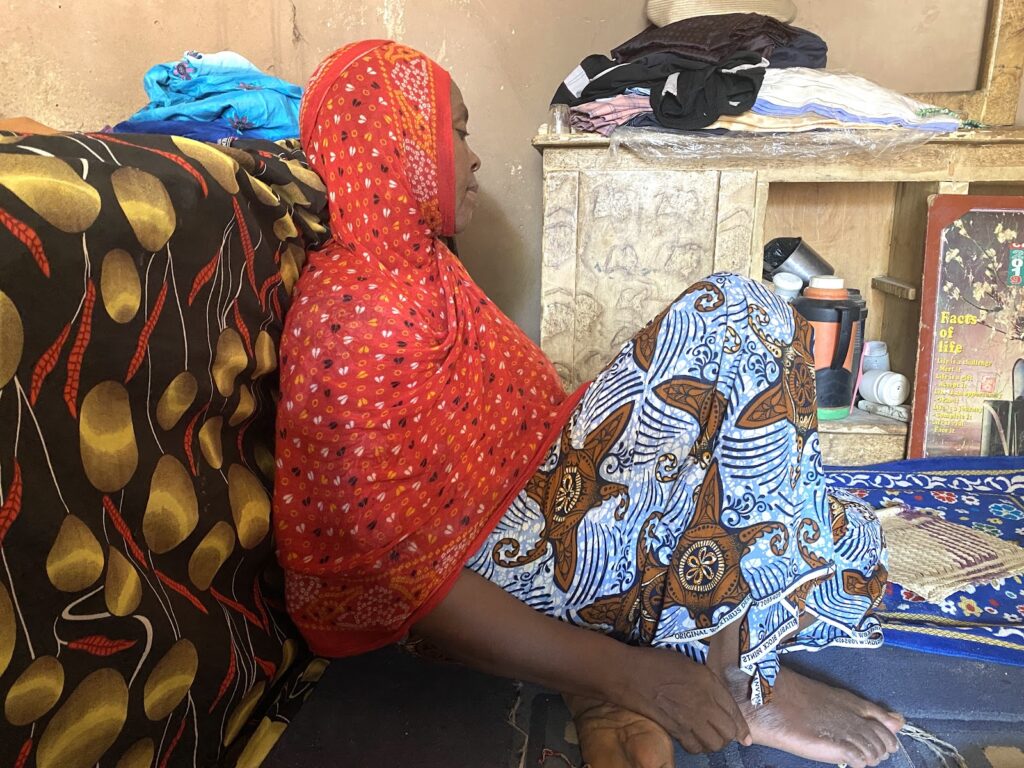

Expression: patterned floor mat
xmin=826 ymin=457 xmax=1024 ymax=666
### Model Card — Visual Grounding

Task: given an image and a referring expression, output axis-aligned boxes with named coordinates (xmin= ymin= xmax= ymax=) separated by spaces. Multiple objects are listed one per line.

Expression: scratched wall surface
xmin=0 ymin=0 xmax=1011 ymax=339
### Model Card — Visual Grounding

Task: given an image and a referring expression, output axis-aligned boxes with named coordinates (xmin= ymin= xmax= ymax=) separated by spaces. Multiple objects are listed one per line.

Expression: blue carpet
xmin=674 ymin=645 xmax=1024 ymax=767
xmin=526 ymin=644 xmax=1024 ymax=767
xmin=266 ymin=458 xmax=1024 ymax=767
xmin=263 ymin=640 xmax=1023 ymax=766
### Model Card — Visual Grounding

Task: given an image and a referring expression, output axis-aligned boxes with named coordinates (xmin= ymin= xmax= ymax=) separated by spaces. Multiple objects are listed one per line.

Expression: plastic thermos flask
xmin=843 ymin=286 xmax=868 ymax=387
xmin=792 ymin=276 xmax=859 ymax=420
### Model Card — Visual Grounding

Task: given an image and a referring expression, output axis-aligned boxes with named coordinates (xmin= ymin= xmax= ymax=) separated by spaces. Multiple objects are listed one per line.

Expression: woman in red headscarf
xmin=276 ymin=40 xmax=902 ymax=768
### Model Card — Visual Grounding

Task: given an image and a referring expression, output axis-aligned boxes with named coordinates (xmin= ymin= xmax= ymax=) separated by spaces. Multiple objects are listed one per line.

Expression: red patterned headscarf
xmin=275 ymin=41 xmax=585 ymax=656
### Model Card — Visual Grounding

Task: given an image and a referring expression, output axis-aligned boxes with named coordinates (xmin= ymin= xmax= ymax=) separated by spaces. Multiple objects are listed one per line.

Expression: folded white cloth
xmin=755 ymin=68 xmax=961 ymax=132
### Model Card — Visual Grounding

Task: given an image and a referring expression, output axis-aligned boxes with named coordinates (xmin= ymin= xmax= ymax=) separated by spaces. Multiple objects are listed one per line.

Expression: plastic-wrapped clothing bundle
xmin=117 ymin=51 xmax=303 ymax=140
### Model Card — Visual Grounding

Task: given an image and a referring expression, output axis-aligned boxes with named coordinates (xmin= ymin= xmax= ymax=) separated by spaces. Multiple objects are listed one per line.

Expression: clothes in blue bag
xmin=110 ymin=118 xmax=239 ymax=142
xmin=121 ymin=51 xmax=302 ymax=140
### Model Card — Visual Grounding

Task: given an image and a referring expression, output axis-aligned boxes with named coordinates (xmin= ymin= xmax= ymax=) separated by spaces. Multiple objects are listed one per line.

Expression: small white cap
xmin=863 ymin=340 xmax=889 ymax=356
xmin=808 ymin=275 xmax=845 ymax=290
xmin=772 ymin=272 xmax=803 ymax=291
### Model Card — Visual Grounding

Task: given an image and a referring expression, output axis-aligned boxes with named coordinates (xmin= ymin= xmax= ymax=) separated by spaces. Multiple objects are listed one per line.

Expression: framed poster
xmin=910 ymin=195 xmax=1024 ymax=458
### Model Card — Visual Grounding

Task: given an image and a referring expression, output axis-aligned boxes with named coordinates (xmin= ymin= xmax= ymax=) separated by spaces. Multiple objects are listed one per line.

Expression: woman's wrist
xmin=587 ymin=635 xmax=639 ymax=707
xmin=415 ymin=570 xmax=636 ymax=703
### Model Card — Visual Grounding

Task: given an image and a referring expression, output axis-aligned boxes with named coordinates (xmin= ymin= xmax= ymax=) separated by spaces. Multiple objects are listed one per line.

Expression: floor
xmin=265 ymin=644 xmax=1024 ymax=768
xmin=264 ymin=645 xmax=525 ymax=768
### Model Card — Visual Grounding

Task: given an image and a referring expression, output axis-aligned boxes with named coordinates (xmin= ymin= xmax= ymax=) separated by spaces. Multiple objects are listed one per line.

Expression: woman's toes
xmin=858 ymin=699 xmax=904 ymax=735
xmin=882 ymin=710 xmax=906 ymax=735
xmin=840 ymin=748 xmax=868 ymax=768
xmin=872 ymin=720 xmax=901 ymax=755
xmin=839 ymin=738 xmax=871 ymax=768
xmin=858 ymin=725 xmax=889 ymax=764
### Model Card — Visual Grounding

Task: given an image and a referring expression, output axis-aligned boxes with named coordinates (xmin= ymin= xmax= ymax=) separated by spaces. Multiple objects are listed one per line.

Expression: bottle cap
xmin=772 ymin=272 xmax=802 ymax=292
xmin=863 ymin=340 xmax=888 ymax=356
xmin=808 ymin=275 xmax=845 ymax=290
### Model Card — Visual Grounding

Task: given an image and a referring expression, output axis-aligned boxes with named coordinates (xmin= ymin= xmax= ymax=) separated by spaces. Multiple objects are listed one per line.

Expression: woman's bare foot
xmin=565 ymin=695 xmax=675 ymax=768
xmin=724 ymin=667 xmax=905 ymax=768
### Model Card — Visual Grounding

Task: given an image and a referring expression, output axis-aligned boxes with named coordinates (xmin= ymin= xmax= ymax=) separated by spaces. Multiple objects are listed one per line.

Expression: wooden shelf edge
xmin=818 ymin=408 xmax=909 ymax=436
xmin=533 ymin=127 xmax=1024 ymax=151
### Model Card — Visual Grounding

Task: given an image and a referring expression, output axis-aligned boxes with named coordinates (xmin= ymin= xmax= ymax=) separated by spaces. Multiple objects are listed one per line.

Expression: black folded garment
xmin=612 ymin=13 xmax=827 ymax=69
xmin=553 ymin=50 xmax=765 ymax=122
xmin=552 ymin=52 xmax=691 ymax=106
xmin=552 ymin=50 xmax=765 ymax=130
xmin=652 ymin=51 xmax=765 ymax=130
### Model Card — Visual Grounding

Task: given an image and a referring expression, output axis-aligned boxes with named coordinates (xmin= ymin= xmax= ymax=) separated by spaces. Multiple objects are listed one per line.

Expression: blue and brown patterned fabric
xmin=469 ymin=275 xmax=888 ymax=706
xmin=0 ymin=132 xmax=328 ymax=767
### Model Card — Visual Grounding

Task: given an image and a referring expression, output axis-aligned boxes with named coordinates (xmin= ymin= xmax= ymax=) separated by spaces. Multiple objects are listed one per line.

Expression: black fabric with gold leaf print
xmin=0 ymin=132 xmax=329 ymax=767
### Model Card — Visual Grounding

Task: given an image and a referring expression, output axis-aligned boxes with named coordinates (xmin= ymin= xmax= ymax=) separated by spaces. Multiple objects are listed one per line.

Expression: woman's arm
xmin=414 ymin=568 xmax=751 ymax=754
xmin=0 ymin=117 xmax=60 ymax=134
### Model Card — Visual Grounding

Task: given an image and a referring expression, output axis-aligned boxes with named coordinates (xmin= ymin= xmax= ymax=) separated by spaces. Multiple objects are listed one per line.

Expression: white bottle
xmin=771 ymin=272 xmax=802 ymax=302
xmin=860 ymin=370 xmax=909 ymax=407
xmin=861 ymin=340 xmax=891 ymax=372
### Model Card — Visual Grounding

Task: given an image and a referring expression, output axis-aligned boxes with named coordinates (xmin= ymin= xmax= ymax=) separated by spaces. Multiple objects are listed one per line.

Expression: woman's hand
xmin=617 ymin=645 xmax=751 ymax=754
xmin=415 ymin=570 xmax=750 ymax=754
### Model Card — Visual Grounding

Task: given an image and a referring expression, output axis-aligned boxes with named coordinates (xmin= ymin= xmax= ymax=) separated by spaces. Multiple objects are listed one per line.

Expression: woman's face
xmin=450 ymin=81 xmax=481 ymax=233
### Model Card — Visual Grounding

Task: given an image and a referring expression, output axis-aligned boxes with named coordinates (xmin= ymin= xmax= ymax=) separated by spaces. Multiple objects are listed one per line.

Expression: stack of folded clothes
xmin=611 ymin=12 xmax=826 ymax=67
xmin=557 ymin=6 xmax=962 ymax=137
xmin=113 ymin=50 xmax=303 ymax=142
xmin=557 ymin=50 xmax=769 ymax=132
xmin=611 ymin=68 xmax=962 ymax=135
